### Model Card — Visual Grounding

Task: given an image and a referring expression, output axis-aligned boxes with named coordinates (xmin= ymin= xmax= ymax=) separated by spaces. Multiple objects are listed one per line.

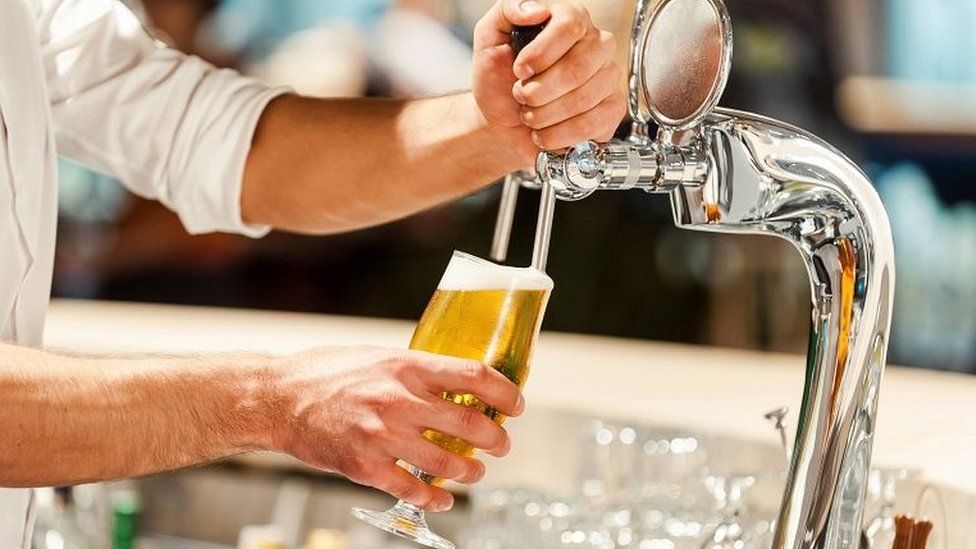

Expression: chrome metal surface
xmin=522 ymin=0 xmax=896 ymax=546
xmin=635 ymin=0 xmax=732 ymax=130
xmin=490 ymin=174 xmax=520 ymax=262
xmin=680 ymin=108 xmax=894 ymax=549
xmin=627 ymin=0 xmax=652 ymax=124
xmin=491 ymin=171 xmax=539 ymax=262
xmin=537 ymin=141 xmax=662 ymax=198
xmin=535 ymin=138 xmax=709 ymax=196
xmin=531 ymin=183 xmax=556 ymax=271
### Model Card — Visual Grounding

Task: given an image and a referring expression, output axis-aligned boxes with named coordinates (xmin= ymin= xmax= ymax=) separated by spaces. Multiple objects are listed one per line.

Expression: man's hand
xmin=473 ymin=0 xmax=627 ymax=163
xmin=268 ymin=346 xmax=524 ymax=511
xmin=0 ymin=343 xmax=519 ymax=511
xmin=242 ymin=1 xmax=627 ymax=234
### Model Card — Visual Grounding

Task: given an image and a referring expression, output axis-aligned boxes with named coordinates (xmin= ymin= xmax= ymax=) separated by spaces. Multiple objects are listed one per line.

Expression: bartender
xmin=0 ymin=0 xmax=625 ymax=545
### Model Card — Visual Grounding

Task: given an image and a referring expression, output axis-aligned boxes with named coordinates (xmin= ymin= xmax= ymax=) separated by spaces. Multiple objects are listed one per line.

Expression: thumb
xmin=503 ymin=0 xmax=551 ymax=27
xmin=476 ymin=0 xmax=551 ymax=48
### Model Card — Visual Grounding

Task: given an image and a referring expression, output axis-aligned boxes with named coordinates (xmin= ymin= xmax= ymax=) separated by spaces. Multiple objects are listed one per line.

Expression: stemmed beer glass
xmin=352 ymin=251 xmax=553 ymax=548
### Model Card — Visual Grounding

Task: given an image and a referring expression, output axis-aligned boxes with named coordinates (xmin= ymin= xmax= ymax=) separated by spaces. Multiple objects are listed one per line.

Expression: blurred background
xmin=54 ymin=0 xmax=976 ymax=379
xmin=40 ymin=1 xmax=976 ymax=548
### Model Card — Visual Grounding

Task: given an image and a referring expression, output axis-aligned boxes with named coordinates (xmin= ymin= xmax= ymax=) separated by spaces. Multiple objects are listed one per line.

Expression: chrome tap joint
xmin=534 ymin=133 xmax=710 ymax=197
xmin=537 ymin=140 xmax=663 ymax=199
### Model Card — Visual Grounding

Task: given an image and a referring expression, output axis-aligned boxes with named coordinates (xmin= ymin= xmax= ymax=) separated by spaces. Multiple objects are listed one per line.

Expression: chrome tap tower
xmin=494 ymin=0 xmax=895 ymax=547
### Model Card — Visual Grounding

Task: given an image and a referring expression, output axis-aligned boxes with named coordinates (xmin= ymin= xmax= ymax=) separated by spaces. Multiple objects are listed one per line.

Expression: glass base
xmin=352 ymin=501 xmax=455 ymax=549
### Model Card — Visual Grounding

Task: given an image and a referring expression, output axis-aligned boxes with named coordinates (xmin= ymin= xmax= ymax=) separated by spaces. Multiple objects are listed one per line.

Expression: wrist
xmin=455 ymin=93 xmax=538 ymax=174
xmin=222 ymin=352 xmax=280 ymax=453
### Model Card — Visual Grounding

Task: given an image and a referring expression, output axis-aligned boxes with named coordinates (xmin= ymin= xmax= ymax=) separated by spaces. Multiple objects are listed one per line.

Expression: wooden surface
xmin=42 ymin=299 xmax=976 ymax=498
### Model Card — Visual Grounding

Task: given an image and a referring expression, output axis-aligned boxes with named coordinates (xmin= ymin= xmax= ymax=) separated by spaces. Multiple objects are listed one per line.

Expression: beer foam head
xmin=438 ymin=251 xmax=553 ymax=291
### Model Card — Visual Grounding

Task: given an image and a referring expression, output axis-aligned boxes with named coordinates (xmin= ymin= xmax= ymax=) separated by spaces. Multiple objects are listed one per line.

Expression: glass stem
xmin=391 ymin=499 xmax=426 ymax=521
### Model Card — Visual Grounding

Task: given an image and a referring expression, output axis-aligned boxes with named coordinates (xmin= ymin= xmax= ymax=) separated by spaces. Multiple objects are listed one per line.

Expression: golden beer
xmin=410 ymin=252 xmax=552 ymax=470
xmin=352 ymin=252 xmax=552 ymax=547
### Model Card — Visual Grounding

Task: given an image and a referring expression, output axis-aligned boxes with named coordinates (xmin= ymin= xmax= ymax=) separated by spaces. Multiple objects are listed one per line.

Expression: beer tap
xmin=491 ymin=23 xmax=561 ymax=272
xmin=489 ymin=170 xmax=527 ymax=262
xmin=498 ymin=0 xmax=897 ymax=547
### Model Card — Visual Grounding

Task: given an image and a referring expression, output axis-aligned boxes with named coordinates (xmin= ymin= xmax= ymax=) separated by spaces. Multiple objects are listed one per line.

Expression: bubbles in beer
xmin=410 ymin=252 xmax=552 ymax=482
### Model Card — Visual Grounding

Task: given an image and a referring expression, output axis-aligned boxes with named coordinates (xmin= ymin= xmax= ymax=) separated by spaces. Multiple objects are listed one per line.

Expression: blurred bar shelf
xmin=839 ymin=75 xmax=976 ymax=137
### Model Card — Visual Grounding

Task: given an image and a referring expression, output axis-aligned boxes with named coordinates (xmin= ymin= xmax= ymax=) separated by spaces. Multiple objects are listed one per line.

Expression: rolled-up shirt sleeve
xmin=36 ymin=0 xmax=289 ymax=236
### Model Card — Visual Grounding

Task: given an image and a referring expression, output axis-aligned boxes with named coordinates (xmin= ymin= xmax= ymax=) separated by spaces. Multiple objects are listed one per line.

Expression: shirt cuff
xmin=227 ymin=84 xmax=290 ymax=239
xmin=175 ymin=69 xmax=291 ymax=238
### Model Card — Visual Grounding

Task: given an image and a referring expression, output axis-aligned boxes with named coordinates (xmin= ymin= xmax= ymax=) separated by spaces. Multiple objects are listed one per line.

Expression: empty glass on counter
xmin=458 ymin=410 xmax=943 ymax=548
xmin=353 ymin=251 xmax=553 ymax=549
xmin=461 ymin=422 xmax=782 ymax=549
xmin=461 ymin=486 xmax=584 ymax=549
xmin=698 ymin=473 xmax=761 ymax=549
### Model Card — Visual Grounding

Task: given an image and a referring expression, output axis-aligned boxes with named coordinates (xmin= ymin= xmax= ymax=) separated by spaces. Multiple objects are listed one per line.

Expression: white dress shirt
xmin=1 ymin=0 xmax=285 ymax=544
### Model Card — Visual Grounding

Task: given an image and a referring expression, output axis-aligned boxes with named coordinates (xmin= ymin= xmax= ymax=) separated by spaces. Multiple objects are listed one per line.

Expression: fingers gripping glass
xmin=352 ymin=251 xmax=553 ymax=548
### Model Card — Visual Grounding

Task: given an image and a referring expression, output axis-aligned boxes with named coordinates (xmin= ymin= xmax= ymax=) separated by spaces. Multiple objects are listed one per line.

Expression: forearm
xmin=0 ymin=343 xmax=271 ymax=487
xmin=241 ymin=93 xmax=533 ymax=234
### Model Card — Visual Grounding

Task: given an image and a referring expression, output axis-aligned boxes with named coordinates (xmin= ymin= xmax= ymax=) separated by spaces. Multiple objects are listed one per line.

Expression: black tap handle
xmin=492 ymin=24 xmax=546 ymax=264
xmin=511 ymin=24 xmax=547 ymax=57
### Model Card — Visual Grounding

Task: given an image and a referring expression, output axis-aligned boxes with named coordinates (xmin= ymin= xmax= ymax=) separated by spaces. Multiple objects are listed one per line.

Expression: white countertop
xmin=43 ymin=299 xmax=976 ymax=499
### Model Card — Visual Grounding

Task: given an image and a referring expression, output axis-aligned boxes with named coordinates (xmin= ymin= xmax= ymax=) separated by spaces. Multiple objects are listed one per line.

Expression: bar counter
xmin=43 ymin=300 xmax=976 ymax=512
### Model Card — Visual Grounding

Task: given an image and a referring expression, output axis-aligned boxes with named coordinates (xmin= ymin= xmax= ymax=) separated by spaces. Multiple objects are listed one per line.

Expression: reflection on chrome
xmin=518 ymin=0 xmax=896 ymax=546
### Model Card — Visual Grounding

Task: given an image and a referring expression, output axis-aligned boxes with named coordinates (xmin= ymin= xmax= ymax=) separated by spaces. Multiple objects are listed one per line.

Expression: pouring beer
xmin=412 ymin=252 xmax=552 ymax=465
xmin=352 ymin=20 xmax=555 ymax=549
xmin=352 ymin=251 xmax=552 ymax=548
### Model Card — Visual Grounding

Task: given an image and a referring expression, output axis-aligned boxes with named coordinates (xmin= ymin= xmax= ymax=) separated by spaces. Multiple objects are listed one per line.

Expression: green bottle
xmin=111 ymin=491 xmax=140 ymax=549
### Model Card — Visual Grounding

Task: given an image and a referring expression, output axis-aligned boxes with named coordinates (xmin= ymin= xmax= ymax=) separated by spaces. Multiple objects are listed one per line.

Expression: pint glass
xmin=352 ymin=251 xmax=553 ymax=548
